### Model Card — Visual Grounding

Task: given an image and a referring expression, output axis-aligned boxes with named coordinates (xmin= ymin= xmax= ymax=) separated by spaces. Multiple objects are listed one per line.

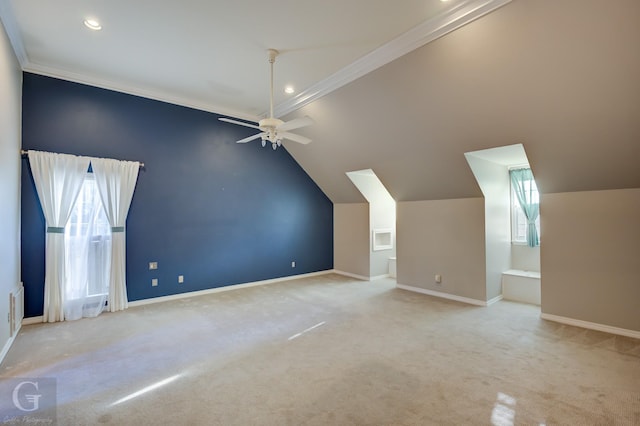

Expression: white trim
xmin=22 ymin=316 xmax=43 ymax=325
xmin=21 ymin=269 xmax=374 ymax=323
xmin=507 ymin=163 xmax=530 ymax=171
xmin=370 ymin=274 xmax=390 ymax=281
xmin=372 ymin=228 xmax=393 ymax=251
xmin=331 ymin=270 xmax=370 ymax=281
xmin=540 ymin=313 xmax=640 ymax=340
xmin=0 ymin=322 xmax=21 ymax=365
xmin=1 ymin=0 xmax=509 ymax=120
xmin=274 ymin=0 xmax=512 ymax=117
xmin=129 ymin=270 xmax=332 ymax=308
xmin=502 ymin=269 xmax=541 ymax=279
xmin=396 ymin=283 xmax=489 ymax=307
xmin=331 ymin=270 xmax=390 ymax=281
xmin=23 ymin=271 xmax=336 ymax=321
xmin=21 ymin=63 xmax=260 ymax=123
xmin=486 ymin=294 xmax=504 ymax=306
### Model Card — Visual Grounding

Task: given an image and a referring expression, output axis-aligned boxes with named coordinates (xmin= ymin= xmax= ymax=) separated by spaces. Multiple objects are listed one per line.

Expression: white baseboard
xmin=318 ymin=270 xmax=391 ymax=281
xmin=331 ymin=270 xmax=370 ymax=281
xmin=486 ymin=294 xmax=504 ymax=306
xmin=396 ymin=283 xmax=489 ymax=307
xmin=129 ymin=270 xmax=333 ymax=308
xmin=0 ymin=322 xmax=21 ymax=365
xmin=540 ymin=313 xmax=640 ymax=339
xmin=23 ymin=270 xmax=337 ymax=320
xmin=370 ymin=274 xmax=390 ymax=281
xmin=23 ymin=270 xmax=383 ymax=321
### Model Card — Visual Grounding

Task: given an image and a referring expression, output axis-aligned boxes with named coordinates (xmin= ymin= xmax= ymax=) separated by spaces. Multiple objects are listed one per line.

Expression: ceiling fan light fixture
xmin=218 ymin=48 xmax=313 ymax=150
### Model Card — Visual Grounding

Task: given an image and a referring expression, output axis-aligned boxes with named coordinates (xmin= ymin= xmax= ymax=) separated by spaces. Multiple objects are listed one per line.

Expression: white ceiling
xmin=465 ymin=144 xmax=529 ymax=167
xmin=0 ymin=0 xmax=499 ymax=120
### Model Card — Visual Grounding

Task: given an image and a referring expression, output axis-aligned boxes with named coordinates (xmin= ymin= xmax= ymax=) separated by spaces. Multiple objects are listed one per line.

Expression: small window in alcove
xmin=510 ymin=168 xmax=540 ymax=246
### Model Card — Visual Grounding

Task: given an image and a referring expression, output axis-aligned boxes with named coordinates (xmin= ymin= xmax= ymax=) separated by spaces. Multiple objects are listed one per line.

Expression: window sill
xmin=511 ymin=241 xmax=540 ymax=247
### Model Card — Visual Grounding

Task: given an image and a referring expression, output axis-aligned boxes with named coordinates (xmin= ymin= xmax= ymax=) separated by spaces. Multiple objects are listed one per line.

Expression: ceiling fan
xmin=219 ymin=49 xmax=313 ymax=150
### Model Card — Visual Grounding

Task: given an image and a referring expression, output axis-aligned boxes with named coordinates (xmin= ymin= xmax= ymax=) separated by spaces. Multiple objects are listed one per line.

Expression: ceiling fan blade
xmin=280 ymin=132 xmax=311 ymax=145
xmin=278 ymin=116 xmax=314 ymax=132
xmin=219 ymin=117 xmax=261 ymax=130
xmin=236 ymin=133 xmax=265 ymax=144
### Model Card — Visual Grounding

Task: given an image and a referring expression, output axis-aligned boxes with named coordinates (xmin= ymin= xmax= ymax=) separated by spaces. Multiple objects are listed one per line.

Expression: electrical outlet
xmin=149 ymin=262 xmax=158 ymax=270
xmin=291 ymin=261 xmax=296 ymax=268
xmin=152 ymin=278 xmax=158 ymax=287
xmin=435 ymin=274 xmax=442 ymax=284
xmin=178 ymin=275 xmax=184 ymax=284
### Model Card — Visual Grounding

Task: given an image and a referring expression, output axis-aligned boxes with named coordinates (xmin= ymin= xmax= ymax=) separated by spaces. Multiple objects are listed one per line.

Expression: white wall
xmin=397 ymin=198 xmax=486 ymax=301
xmin=368 ymin=186 xmax=395 ymax=278
xmin=0 ymin=19 xmax=22 ymax=360
xmin=369 ymin=199 xmax=396 ymax=277
xmin=511 ymin=245 xmax=540 ymax=272
xmin=334 ymin=203 xmax=370 ymax=278
xmin=465 ymin=155 xmax=512 ymax=301
xmin=346 ymin=170 xmax=396 ymax=278
xmin=541 ymin=189 xmax=640 ymax=332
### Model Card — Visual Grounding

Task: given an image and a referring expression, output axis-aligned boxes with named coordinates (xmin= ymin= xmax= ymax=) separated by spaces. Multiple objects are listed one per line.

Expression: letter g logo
xmin=12 ymin=381 xmax=42 ymax=412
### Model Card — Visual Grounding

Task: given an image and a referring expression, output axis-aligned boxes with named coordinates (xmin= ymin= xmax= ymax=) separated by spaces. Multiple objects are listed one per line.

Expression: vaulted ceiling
xmin=285 ymin=0 xmax=640 ymax=202
xmin=2 ymin=0 xmax=639 ymax=203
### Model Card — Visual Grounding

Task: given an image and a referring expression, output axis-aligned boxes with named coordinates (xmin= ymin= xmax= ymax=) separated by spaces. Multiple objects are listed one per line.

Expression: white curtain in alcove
xmin=91 ymin=157 xmax=140 ymax=312
xmin=28 ymin=150 xmax=91 ymax=323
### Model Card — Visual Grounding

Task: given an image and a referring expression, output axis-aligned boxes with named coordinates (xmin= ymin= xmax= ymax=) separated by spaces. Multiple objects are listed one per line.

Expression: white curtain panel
xmin=64 ymin=175 xmax=111 ymax=320
xmin=91 ymin=157 xmax=140 ymax=312
xmin=28 ymin=150 xmax=91 ymax=322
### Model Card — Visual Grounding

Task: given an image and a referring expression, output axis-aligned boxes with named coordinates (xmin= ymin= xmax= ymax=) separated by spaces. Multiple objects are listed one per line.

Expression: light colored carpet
xmin=1 ymin=273 xmax=639 ymax=425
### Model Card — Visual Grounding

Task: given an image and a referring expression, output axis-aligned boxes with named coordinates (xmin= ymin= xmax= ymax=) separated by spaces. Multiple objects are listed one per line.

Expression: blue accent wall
xmin=21 ymin=73 xmax=333 ymax=317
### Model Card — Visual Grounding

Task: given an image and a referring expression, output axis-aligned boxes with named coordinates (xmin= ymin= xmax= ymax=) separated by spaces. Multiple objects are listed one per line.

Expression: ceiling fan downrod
xmin=218 ymin=48 xmax=313 ymax=149
xmin=268 ymin=49 xmax=278 ymax=120
xmin=258 ymin=49 xmax=285 ymax=149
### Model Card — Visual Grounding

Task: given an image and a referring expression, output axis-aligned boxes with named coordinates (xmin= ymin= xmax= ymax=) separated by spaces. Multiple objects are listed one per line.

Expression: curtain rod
xmin=21 ymin=150 xmax=144 ymax=168
xmin=508 ymin=163 xmax=530 ymax=170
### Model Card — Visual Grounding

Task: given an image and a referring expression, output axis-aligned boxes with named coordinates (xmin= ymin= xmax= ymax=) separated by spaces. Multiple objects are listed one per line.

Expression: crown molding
xmin=274 ymin=0 xmax=512 ymax=118
xmin=0 ymin=0 xmax=28 ymax=66
xmin=23 ymin=62 xmax=261 ymax=122
xmin=0 ymin=0 xmax=260 ymax=121
xmin=2 ymin=0 xmax=510 ymax=121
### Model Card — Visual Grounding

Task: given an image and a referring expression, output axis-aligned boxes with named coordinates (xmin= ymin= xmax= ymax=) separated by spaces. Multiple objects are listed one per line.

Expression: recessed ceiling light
xmin=284 ymin=86 xmax=295 ymax=94
xmin=83 ymin=19 xmax=102 ymax=31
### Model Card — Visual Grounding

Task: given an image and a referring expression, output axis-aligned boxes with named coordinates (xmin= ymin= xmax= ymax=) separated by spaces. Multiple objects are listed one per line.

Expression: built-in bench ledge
xmin=502 ymin=269 xmax=541 ymax=305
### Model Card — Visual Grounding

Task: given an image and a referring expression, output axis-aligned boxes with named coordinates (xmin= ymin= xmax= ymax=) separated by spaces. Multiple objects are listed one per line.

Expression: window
xmin=64 ymin=173 xmax=111 ymax=318
xmin=510 ymin=169 xmax=540 ymax=244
